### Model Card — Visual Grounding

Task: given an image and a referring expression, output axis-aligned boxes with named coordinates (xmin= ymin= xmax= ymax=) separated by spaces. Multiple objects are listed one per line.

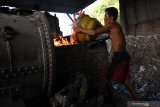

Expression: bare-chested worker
xmin=73 ymin=7 xmax=140 ymax=101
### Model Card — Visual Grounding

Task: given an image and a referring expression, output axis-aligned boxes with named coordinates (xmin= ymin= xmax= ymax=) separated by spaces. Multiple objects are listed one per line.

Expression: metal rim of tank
xmin=27 ymin=12 xmax=56 ymax=97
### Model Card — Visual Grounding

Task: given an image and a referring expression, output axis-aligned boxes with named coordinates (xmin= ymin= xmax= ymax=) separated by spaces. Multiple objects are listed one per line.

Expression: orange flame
xmin=53 ymin=36 xmax=77 ymax=47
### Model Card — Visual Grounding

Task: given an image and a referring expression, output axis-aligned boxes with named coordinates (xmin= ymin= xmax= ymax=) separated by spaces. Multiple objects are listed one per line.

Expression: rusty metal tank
xmin=0 ymin=12 xmax=56 ymax=103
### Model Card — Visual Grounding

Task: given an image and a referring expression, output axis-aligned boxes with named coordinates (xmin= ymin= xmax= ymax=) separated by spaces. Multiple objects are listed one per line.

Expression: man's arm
xmin=73 ymin=25 xmax=110 ymax=36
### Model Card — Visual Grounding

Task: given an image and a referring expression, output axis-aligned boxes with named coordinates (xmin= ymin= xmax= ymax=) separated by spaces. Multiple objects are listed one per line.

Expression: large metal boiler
xmin=0 ymin=12 xmax=56 ymax=106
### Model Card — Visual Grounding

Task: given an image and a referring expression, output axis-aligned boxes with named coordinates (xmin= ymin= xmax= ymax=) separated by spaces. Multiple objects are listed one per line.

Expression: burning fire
xmin=53 ymin=12 xmax=81 ymax=47
xmin=53 ymin=35 xmax=77 ymax=47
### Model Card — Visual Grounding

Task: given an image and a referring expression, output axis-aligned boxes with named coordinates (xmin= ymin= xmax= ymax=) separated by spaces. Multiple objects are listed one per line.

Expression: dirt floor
xmin=103 ymin=81 xmax=160 ymax=107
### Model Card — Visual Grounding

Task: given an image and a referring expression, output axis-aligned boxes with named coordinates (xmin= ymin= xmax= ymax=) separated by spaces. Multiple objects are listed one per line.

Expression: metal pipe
xmin=66 ymin=13 xmax=74 ymax=22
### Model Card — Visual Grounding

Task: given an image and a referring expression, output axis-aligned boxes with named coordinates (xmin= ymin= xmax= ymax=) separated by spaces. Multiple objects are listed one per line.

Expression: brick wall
xmin=126 ymin=19 xmax=160 ymax=36
xmin=54 ymin=43 xmax=108 ymax=94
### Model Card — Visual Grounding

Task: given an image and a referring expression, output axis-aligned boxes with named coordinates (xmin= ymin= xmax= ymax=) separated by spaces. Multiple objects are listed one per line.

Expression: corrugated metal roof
xmin=0 ymin=0 xmax=96 ymax=14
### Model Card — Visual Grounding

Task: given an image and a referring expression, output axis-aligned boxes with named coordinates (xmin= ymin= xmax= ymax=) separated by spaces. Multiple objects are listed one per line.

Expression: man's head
xmin=105 ymin=7 xmax=118 ymax=21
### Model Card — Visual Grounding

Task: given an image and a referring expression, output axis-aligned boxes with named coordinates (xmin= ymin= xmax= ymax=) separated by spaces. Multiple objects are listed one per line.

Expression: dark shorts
xmin=105 ymin=51 xmax=130 ymax=83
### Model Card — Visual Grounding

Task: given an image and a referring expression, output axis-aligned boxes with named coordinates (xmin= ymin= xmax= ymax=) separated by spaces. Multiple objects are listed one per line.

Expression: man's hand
xmin=72 ymin=23 xmax=82 ymax=33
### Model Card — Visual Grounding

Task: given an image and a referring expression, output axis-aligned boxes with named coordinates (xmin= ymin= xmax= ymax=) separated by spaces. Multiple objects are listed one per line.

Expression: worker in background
xmin=73 ymin=7 xmax=140 ymax=102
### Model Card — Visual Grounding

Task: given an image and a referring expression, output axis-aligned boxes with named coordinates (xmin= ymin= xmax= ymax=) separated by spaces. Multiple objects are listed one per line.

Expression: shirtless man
xmin=73 ymin=7 xmax=140 ymax=101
